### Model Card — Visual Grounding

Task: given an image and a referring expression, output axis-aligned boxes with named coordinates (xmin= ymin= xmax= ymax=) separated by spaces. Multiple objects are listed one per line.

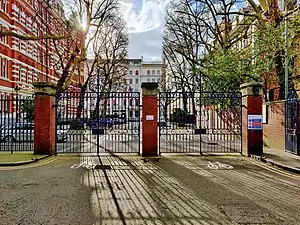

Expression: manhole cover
xmin=221 ymin=205 xmax=278 ymax=224
xmin=94 ymin=165 xmax=112 ymax=170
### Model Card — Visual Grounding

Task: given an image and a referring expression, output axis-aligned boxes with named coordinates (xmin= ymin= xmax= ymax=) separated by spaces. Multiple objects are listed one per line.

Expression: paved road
xmin=1 ymin=155 xmax=300 ymax=225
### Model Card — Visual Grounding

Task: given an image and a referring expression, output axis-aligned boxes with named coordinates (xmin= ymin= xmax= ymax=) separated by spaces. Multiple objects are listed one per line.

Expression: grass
xmin=0 ymin=152 xmax=47 ymax=163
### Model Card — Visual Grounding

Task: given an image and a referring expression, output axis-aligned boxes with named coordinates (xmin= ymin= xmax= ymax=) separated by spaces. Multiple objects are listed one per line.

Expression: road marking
xmin=71 ymin=163 xmax=96 ymax=170
xmin=0 ymin=156 xmax=58 ymax=171
xmin=206 ymin=161 xmax=234 ymax=170
xmin=244 ymin=157 xmax=300 ymax=180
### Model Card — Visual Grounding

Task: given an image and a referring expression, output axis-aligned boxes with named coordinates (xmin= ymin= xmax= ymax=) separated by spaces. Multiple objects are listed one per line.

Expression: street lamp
xmin=14 ymin=85 xmax=20 ymax=123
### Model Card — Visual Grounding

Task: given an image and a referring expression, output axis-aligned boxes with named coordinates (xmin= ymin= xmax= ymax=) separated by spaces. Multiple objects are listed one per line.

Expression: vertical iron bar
xmin=199 ymin=69 xmax=202 ymax=155
xmin=97 ymin=69 xmax=100 ymax=155
xmin=240 ymin=92 xmax=243 ymax=155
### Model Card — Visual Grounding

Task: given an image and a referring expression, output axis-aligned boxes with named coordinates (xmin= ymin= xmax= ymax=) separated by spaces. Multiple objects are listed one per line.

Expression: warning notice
xmin=248 ymin=115 xmax=262 ymax=130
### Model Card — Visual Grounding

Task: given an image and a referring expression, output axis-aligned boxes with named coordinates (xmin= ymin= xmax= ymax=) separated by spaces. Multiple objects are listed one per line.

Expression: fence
xmin=158 ymin=92 xmax=242 ymax=154
xmin=55 ymin=91 xmax=141 ymax=154
xmin=0 ymin=94 xmax=34 ymax=152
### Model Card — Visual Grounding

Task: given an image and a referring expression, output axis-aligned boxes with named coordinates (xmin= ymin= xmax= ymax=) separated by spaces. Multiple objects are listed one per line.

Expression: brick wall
xmin=263 ymin=101 xmax=285 ymax=150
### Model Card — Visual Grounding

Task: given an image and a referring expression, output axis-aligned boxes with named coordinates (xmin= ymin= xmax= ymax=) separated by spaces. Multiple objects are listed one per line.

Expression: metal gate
xmin=158 ymin=92 xmax=242 ymax=154
xmin=285 ymin=91 xmax=299 ymax=155
xmin=55 ymin=91 xmax=140 ymax=154
xmin=0 ymin=94 xmax=34 ymax=152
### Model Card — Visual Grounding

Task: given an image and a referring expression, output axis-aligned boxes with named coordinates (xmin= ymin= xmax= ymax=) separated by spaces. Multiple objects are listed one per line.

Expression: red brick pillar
xmin=34 ymin=83 xmax=57 ymax=155
xmin=241 ymin=82 xmax=263 ymax=156
xmin=141 ymin=83 xmax=158 ymax=157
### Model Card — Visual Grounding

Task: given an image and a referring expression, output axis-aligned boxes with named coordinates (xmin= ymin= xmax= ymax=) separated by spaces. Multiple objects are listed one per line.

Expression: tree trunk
xmin=182 ymin=92 xmax=188 ymax=113
xmin=76 ymin=83 xmax=88 ymax=120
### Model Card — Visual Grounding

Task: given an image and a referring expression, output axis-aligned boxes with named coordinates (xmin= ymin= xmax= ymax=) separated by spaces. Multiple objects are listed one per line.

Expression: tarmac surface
xmin=1 ymin=154 xmax=300 ymax=225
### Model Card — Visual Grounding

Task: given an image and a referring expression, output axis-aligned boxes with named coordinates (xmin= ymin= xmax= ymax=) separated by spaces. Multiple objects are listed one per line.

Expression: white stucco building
xmin=124 ymin=58 xmax=163 ymax=93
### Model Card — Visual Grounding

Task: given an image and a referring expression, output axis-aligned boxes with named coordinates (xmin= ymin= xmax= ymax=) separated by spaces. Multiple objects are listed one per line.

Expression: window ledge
xmin=0 ymin=77 xmax=10 ymax=81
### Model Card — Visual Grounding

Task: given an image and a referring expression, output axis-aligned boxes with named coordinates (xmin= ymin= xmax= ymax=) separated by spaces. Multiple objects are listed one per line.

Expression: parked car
xmin=0 ymin=123 xmax=68 ymax=143
xmin=89 ymin=118 xmax=114 ymax=128
xmin=111 ymin=118 xmax=126 ymax=125
xmin=158 ymin=115 xmax=167 ymax=127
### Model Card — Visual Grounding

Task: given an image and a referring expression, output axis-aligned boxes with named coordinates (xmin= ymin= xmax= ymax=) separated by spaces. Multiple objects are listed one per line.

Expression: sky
xmin=120 ymin=0 xmax=169 ymax=61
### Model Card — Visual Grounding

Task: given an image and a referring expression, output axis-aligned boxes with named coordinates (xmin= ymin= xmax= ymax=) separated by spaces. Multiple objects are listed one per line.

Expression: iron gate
xmin=158 ymin=92 xmax=242 ymax=154
xmin=55 ymin=91 xmax=140 ymax=154
xmin=285 ymin=91 xmax=299 ymax=155
xmin=0 ymin=94 xmax=34 ymax=152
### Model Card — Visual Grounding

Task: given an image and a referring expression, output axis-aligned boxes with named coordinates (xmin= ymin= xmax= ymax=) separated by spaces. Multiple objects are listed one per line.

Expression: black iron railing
xmin=55 ymin=91 xmax=141 ymax=154
xmin=0 ymin=94 xmax=34 ymax=152
xmin=158 ymin=92 xmax=242 ymax=154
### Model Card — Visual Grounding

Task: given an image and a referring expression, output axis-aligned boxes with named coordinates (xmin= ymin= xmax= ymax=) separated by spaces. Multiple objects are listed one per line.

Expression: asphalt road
xmin=1 ymin=155 xmax=300 ymax=225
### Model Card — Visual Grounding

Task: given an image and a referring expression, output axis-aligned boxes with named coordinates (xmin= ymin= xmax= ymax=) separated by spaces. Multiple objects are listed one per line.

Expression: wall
xmin=263 ymin=101 xmax=285 ymax=150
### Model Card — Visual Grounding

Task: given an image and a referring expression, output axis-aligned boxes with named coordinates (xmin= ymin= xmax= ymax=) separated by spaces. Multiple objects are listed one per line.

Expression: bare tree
xmin=1 ymin=0 xmax=120 ymax=93
xmin=54 ymin=0 xmax=119 ymax=92
xmin=74 ymin=13 xmax=128 ymax=119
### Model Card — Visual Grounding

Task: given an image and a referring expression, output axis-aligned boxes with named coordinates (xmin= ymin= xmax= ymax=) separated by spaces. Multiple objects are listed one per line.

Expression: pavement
xmin=1 ymin=154 xmax=300 ymax=225
xmin=249 ymin=147 xmax=300 ymax=174
xmin=0 ymin=152 xmax=48 ymax=166
xmin=263 ymin=148 xmax=300 ymax=169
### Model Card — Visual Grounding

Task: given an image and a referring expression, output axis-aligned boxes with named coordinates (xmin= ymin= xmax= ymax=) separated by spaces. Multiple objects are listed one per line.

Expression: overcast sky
xmin=120 ymin=0 xmax=169 ymax=61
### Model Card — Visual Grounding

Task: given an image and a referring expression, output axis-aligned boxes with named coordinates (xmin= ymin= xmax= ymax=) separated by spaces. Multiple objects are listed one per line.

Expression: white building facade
xmin=125 ymin=59 xmax=163 ymax=93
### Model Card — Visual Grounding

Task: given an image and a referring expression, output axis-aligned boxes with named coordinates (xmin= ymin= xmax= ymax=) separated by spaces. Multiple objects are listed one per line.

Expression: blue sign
xmin=248 ymin=115 xmax=262 ymax=130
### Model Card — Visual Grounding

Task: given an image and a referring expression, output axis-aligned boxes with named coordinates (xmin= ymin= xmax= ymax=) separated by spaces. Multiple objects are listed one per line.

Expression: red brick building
xmin=0 ymin=0 xmax=82 ymax=113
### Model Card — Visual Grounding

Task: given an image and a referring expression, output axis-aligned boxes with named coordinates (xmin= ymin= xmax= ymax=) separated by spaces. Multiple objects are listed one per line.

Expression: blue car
xmin=89 ymin=118 xmax=114 ymax=128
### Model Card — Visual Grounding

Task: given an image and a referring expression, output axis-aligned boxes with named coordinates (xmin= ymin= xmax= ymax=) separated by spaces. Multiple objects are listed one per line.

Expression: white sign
xmin=146 ymin=115 xmax=154 ymax=121
xmin=248 ymin=115 xmax=262 ymax=130
xmin=262 ymin=105 xmax=267 ymax=124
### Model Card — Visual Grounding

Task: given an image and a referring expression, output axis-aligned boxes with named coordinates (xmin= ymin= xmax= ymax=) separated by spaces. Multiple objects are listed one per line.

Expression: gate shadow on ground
xmin=81 ymin=155 xmax=231 ymax=225
xmin=157 ymin=156 xmax=300 ymax=225
xmin=80 ymin=154 xmax=300 ymax=225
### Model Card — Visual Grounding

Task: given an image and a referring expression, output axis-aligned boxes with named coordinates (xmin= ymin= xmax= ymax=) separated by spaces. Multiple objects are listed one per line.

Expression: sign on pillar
xmin=248 ymin=115 xmax=263 ymax=130
xmin=141 ymin=82 xmax=159 ymax=157
xmin=240 ymin=82 xmax=263 ymax=156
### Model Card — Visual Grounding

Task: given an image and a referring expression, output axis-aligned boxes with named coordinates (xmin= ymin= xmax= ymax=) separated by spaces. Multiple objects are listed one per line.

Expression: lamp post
xmin=14 ymin=85 xmax=20 ymax=123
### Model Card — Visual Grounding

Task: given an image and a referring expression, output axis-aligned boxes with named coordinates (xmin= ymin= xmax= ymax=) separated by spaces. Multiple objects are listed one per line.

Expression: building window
xmin=147 ymin=70 xmax=150 ymax=75
xmin=157 ymin=78 xmax=160 ymax=83
xmin=129 ymin=70 xmax=132 ymax=75
xmin=1 ymin=0 xmax=7 ymax=13
xmin=3 ymin=58 xmax=7 ymax=78
xmin=25 ymin=41 xmax=29 ymax=55
xmin=152 ymin=70 xmax=155 ymax=75
xmin=157 ymin=70 xmax=160 ymax=75
xmin=36 ymin=23 xmax=40 ymax=36
xmin=0 ymin=25 xmax=8 ymax=44
xmin=0 ymin=57 xmax=8 ymax=78
xmin=129 ymin=78 xmax=132 ymax=84
xmin=25 ymin=67 xmax=28 ymax=83
xmin=32 ymin=69 xmax=34 ymax=83
xmin=18 ymin=7 xmax=22 ymax=21
xmin=152 ymin=78 xmax=155 ymax=82
xmin=135 ymin=70 xmax=139 ymax=75
xmin=24 ymin=13 xmax=28 ymax=29
xmin=18 ymin=64 xmax=22 ymax=82
xmin=18 ymin=40 xmax=22 ymax=50
xmin=147 ymin=78 xmax=150 ymax=82
xmin=135 ymin=78 xmax=139 ymax=84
